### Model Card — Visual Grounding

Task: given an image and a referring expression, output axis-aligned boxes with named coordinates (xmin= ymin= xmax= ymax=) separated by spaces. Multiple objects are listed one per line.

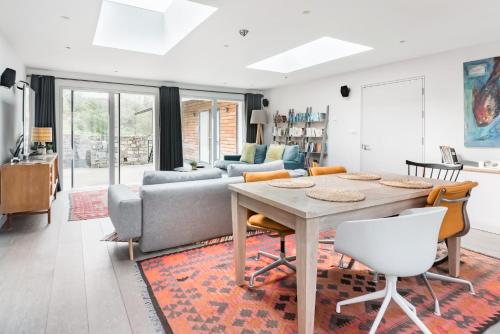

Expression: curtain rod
xmin=29 ymin=75 xmax=247 ymax=95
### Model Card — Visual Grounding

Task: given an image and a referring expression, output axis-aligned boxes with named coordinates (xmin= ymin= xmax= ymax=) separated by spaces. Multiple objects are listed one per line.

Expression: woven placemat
xmin=379 ymin=179 xmax=433 ymax=189
xmin=268 ymin=179 xmax=315 ymax=189
xmin=305 ymin=188 xmax=366 ymax=202
xmin=337 ymin=173 xmax=382 ymax=181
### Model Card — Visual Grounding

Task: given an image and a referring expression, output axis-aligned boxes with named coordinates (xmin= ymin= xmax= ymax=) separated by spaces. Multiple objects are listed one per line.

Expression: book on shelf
xmin=439 ymin=145 xmax=459 ymax=164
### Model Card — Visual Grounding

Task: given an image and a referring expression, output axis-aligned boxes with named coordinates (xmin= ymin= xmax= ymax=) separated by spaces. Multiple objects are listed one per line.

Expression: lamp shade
xmin=250 ymin=109 xmax=268 ymax=124
xmin=31 ymin=127 xmax=53 ymax=143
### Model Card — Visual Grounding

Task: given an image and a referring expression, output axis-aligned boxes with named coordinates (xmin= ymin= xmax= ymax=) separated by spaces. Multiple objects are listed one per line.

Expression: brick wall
xmin=181 ymin=100 xmax=238 ymax=162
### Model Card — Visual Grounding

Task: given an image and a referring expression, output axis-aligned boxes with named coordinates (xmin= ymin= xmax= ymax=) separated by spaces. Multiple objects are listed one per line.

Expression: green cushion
xmin=240 ymin=143 xmax=257 ymax=163
xmin=264 ymin=144 xmax=285 ymax=162
xmin=254 ymin=144 xmax=267 ymax=164
xmin=283 ymin=145 xmax=299 ymax=161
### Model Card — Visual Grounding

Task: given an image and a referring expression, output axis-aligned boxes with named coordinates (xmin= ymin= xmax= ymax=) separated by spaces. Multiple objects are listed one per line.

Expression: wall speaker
xmin=1 ymin=68 xmax=16 ymax=88
xmin=340 ymin=85 xmax=350 ymax=98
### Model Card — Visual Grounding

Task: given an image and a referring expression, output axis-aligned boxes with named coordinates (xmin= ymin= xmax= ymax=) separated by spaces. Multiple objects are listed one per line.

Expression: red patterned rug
xmin=68 ymin=187 xmax=138 ymax=221
xmin=138 ymin=233 xmax=500 ymax=334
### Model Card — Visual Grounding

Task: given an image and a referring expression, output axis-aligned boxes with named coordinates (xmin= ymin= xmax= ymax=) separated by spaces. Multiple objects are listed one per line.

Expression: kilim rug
xmin=138 ymin=233 xmax=500 ymax=334
xmin=68 ymin=186 xmax=139 ymax=221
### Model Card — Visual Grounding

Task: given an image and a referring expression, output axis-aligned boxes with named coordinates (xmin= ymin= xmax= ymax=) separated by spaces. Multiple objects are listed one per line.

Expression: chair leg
xmin=368 ymin=287 xmax=392 ymax=334
xmin=393 ymin=293 xmax=432 ymax=334
xmin=128 ymin=238 xmax=134 ymax=261
xmin=425 ymin=271 xmax=475 ymax=294
xmin=422 ymin=273 xmax=441 ymax=316
xmin=257 ymin=251 xmax=279 ymax=261
xmin=336 ymin=289 xmax=386 ymax=313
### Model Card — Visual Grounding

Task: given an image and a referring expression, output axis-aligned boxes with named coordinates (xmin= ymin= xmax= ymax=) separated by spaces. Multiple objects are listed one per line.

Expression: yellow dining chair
xmin=308 ymin=165 xmax=352 ymax=268
xmin=243 ymin=170 xmax=296 ymax=288
xmin=422 ymin=181 xmax=478 ymax=315
xmin=309 ymin=165 xmax=347 ymax=176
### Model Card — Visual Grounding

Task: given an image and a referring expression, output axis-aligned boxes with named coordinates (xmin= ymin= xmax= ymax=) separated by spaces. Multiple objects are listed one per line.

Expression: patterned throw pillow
xmin=240 ymin=143 xmax=257 ymax=163
xmin=264 ymin=144 xmax=285 ymax=162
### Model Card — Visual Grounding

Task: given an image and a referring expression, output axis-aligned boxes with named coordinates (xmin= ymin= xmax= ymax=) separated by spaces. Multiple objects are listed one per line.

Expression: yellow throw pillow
xmin=240 ymin=143 xmax=257 ymax=163
xmin=265 ymin=144 xmax=285 ymax=162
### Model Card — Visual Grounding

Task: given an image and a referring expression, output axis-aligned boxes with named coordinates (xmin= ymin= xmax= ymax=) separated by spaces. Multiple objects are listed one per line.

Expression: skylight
xmin=93 ymin=0 xmax=217 ymax=55
xmin=247 ymin=37 xmax=373 ymax=73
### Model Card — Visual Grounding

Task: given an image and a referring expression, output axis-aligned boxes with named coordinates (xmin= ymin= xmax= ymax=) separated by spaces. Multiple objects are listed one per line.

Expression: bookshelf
xmin=272 ymin=105 xmax=329 ymax=168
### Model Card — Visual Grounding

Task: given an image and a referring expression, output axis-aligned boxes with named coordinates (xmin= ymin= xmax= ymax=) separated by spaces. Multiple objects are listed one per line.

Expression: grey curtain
xmin=244 ymin=93 xmax=263 ymax=143
xmin=159 ymin=86 xmax=183 ymax=170
xmin=31 ymin=75 xmax=57 ymax=152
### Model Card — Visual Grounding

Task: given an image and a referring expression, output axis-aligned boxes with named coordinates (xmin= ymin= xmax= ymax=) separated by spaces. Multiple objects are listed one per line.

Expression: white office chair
xmin=335 ymin=207 xmax=447 ymax=334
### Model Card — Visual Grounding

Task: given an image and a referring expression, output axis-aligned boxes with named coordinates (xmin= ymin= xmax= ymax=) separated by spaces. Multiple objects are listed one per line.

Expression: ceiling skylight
xmin=93 ymin=0 xmax=217 ymax=55
xmin=247 ymin=37 xmax=373 ymax=73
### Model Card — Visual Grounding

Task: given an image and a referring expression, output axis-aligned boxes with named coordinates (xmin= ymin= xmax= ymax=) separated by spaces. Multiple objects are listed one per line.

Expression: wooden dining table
xmin=229 ymin=173 xmax=455 ymax=334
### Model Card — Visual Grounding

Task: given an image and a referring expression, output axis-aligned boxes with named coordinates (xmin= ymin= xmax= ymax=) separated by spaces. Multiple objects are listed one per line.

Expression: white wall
xmin=0 ymin=32 xmax=25 ymax=163
xmin=265 ymin=40 xmax=500 ymax=172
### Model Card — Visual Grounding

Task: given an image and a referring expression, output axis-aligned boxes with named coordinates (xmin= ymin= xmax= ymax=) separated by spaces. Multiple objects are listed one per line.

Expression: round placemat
xmin=379 ymin=179 xmax=433 ymax=189
xmin=336 ymin=173 xmax=382 ymax=181
xmin=305 ymin=188 xmax=366 ymax=202
xmin=268 ymin=179 xmax=316 ymax=189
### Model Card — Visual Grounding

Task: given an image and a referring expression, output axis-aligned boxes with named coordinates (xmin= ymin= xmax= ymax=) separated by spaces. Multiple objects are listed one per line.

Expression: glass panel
xmin=62 ymin=89 xmax=73 ymax=190
xmin=72 ymin=91 xmax=110 ymax=188
xmin=118 ymin=93 xmax=155 ymax=185
xmin=217 ymin=100 xmax=240 ymax=158
xmin=181 ymin=98 xmax=213 ymax=163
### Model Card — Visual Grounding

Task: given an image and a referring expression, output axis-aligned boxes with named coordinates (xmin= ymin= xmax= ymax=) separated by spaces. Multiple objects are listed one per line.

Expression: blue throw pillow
xmin=283 ymin=145 xmax=299 ymax=161
xmin=254 ymin=144 xmax=267 ymax=164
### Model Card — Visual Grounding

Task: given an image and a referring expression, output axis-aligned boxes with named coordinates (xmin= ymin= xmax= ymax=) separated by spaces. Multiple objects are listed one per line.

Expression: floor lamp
xmin=250 ymin=109 xmax=268 ymax=144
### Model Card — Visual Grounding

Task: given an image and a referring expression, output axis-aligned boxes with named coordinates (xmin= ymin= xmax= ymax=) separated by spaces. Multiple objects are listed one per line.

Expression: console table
xmin=0 ymin=154 xmax=59 ymax=227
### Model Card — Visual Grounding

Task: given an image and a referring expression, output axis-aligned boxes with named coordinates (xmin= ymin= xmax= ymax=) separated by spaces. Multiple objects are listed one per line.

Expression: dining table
xmin=228 ymin=173 xmax=455 ymax=334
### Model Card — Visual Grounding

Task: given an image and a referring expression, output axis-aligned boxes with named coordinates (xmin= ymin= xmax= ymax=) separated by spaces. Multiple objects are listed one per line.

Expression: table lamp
xmin=31 ymin=127 xmax=53 ymax=155
xmin=250 ymin=110 xmax=268 ymax=144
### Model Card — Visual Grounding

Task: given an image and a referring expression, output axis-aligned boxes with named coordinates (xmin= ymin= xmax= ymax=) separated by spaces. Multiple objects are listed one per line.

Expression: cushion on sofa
xmin=264 ymin=144 xmax=285 ymax=162
xmin=143 ymin=168 xmax=222 ymax=185
xmin=240 ymin=143 xmax=256 ymax=163
xmin=283 ymin=145 xmax=300 ymax=161
xmin=214 ymin=159 xmax=247 ymax=170
xmin=227 ymin=160 xmax=285 ymax=177
xmin=254 ymin=144 xmax=268 ymax=164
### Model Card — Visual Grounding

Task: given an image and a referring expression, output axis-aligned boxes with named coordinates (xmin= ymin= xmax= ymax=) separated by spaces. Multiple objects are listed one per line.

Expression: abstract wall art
xmin=463 ymin=56 xmax=500 ymax=147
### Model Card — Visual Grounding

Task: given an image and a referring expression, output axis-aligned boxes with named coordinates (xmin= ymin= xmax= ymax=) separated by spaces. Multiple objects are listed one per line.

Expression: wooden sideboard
xmin=0 ymin=154 xmax=59 ymax=226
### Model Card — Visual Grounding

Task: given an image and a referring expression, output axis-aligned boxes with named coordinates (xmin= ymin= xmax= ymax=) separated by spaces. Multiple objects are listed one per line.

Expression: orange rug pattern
xmin=138 ymin=234 xmax=500 ymax=333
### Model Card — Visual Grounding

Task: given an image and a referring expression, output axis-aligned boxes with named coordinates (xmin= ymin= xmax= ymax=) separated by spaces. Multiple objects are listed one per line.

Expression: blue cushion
xmin=283 ymin=145 xmax=300 ymax=161
xmin=254 ymin=144 xmax=268 ymax=164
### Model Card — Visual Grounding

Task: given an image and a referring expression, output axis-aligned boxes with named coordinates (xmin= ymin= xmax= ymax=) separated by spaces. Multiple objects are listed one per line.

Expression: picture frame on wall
xmin=463 ymin=56 xmax=500 ymax=147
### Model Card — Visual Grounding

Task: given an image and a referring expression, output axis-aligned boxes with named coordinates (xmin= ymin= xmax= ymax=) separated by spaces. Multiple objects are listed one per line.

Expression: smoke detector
xmin=239 ymin=29 xmax=249 ymax=37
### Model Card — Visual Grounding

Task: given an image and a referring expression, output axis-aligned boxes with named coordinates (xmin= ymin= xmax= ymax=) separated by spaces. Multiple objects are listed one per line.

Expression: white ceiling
xmin=1 ymin=0 xmax=500 ymax=90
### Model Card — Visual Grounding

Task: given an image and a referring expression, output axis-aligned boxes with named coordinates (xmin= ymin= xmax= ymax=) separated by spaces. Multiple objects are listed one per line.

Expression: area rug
xmin=68 ymin=186 xmax=139 ymax=221
xmin=138 ymin=233 xmax=500 ymax=334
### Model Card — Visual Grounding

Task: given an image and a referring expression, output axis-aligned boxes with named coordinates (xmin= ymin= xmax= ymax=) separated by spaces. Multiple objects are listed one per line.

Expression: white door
xmin=361 ymin=77 xmax=425 ymax=174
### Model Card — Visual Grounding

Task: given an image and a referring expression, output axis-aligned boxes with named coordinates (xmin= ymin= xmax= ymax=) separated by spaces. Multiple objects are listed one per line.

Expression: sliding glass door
xmin=181 ymin=96 xmax=243 ymax=164
xmin=62 ymin=88 xmax=156 ymax=189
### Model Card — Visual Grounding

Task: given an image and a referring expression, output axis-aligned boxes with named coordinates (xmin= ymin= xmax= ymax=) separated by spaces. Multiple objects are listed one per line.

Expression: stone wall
xmin=181 ymin=100 xmax=238 ymax=162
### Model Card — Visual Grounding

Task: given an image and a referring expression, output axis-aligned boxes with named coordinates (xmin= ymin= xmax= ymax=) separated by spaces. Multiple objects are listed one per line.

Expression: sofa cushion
xmin=283 ymin=145 xmax=300 ymax=161
xmin=240 ymin=143 xmax=256 ymax=163
xmin=264 ymin=144 xmax=285 ymax=162
xmin=143 ymin=168 xmax=222 ymax=185
xmin=227 ymin=160 xmax=285 ymax=177
xmin=254 ymin=144 xmax=268 ymax=164
xmin=214 ymin=159 xmax=247 ymax=170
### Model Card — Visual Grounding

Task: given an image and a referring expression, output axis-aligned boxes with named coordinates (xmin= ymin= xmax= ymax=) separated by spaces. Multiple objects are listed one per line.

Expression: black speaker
xmin=1 ymin=68 xmax=16 ymax=88
xmin=340 ymin=85 xmax=350 ymax=98
xmin=262 ymin=98 xmax=269 ymax=107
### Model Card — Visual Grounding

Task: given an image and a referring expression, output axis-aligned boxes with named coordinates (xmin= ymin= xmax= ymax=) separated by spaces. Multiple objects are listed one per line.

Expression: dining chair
xmin=308 ymin=165 xmax=352 ymax=268
xmin=422 ymin=181 xmax=478 ymax=315
xmin=335 ymin=207 xmax=447 ymax=334
xmin=406 ymin=160 xmax=463 ymax=182
xmin=243 ymin=170 xmax=296 ymax=288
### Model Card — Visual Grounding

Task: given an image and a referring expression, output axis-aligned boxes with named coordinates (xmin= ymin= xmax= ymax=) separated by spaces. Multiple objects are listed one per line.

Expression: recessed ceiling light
xmin=61 ymin=15 xmax=71 ymax=20
xmin=65 ymin=46 xmax=71 ymax=50
xmin=114 ymin=70 xmax=119 ymax=72
xmin=223 ymin=44 xmax=229 ymax=48
xmin=400 ymin=40 xmax=406 ymax=44
xmin=247 ymin=37 xmax=373 ymax=73
xmin=302 ymin=10 xmax=311 ymax=14
xmin=94 ymin=0 xmax=217 ymax=55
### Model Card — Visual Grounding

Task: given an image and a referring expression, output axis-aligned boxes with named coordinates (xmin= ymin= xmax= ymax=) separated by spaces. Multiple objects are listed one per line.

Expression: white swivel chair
xmin=335 ymin=207 xmax=447 ymax=334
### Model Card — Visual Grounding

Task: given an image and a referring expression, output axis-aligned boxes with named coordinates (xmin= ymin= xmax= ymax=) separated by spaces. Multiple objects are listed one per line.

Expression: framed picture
xmin=463 ymin=56 xmax=500 ymax=147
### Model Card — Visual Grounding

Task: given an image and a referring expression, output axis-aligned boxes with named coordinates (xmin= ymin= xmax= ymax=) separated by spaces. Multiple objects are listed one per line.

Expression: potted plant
xmin=190 ymin=160 xmax=198 ymax=170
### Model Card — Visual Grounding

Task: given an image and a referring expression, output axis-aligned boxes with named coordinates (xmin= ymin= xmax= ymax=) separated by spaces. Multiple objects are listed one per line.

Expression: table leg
xmin=231 ymin=192 xmax=248 ymax=286
xmin=295 ymin=217 xmax=319 ymax=334
xmin=448 ymin=237 xmax=461 ymax=277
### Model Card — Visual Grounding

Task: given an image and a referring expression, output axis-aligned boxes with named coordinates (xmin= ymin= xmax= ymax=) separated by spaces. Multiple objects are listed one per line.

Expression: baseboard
xmin=0 ymin=214 xmax=6 ymax=229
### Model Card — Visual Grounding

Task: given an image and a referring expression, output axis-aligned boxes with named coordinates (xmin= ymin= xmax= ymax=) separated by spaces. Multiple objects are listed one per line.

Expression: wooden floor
xmin=0 ymin=191 xmax=498 ymax=334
